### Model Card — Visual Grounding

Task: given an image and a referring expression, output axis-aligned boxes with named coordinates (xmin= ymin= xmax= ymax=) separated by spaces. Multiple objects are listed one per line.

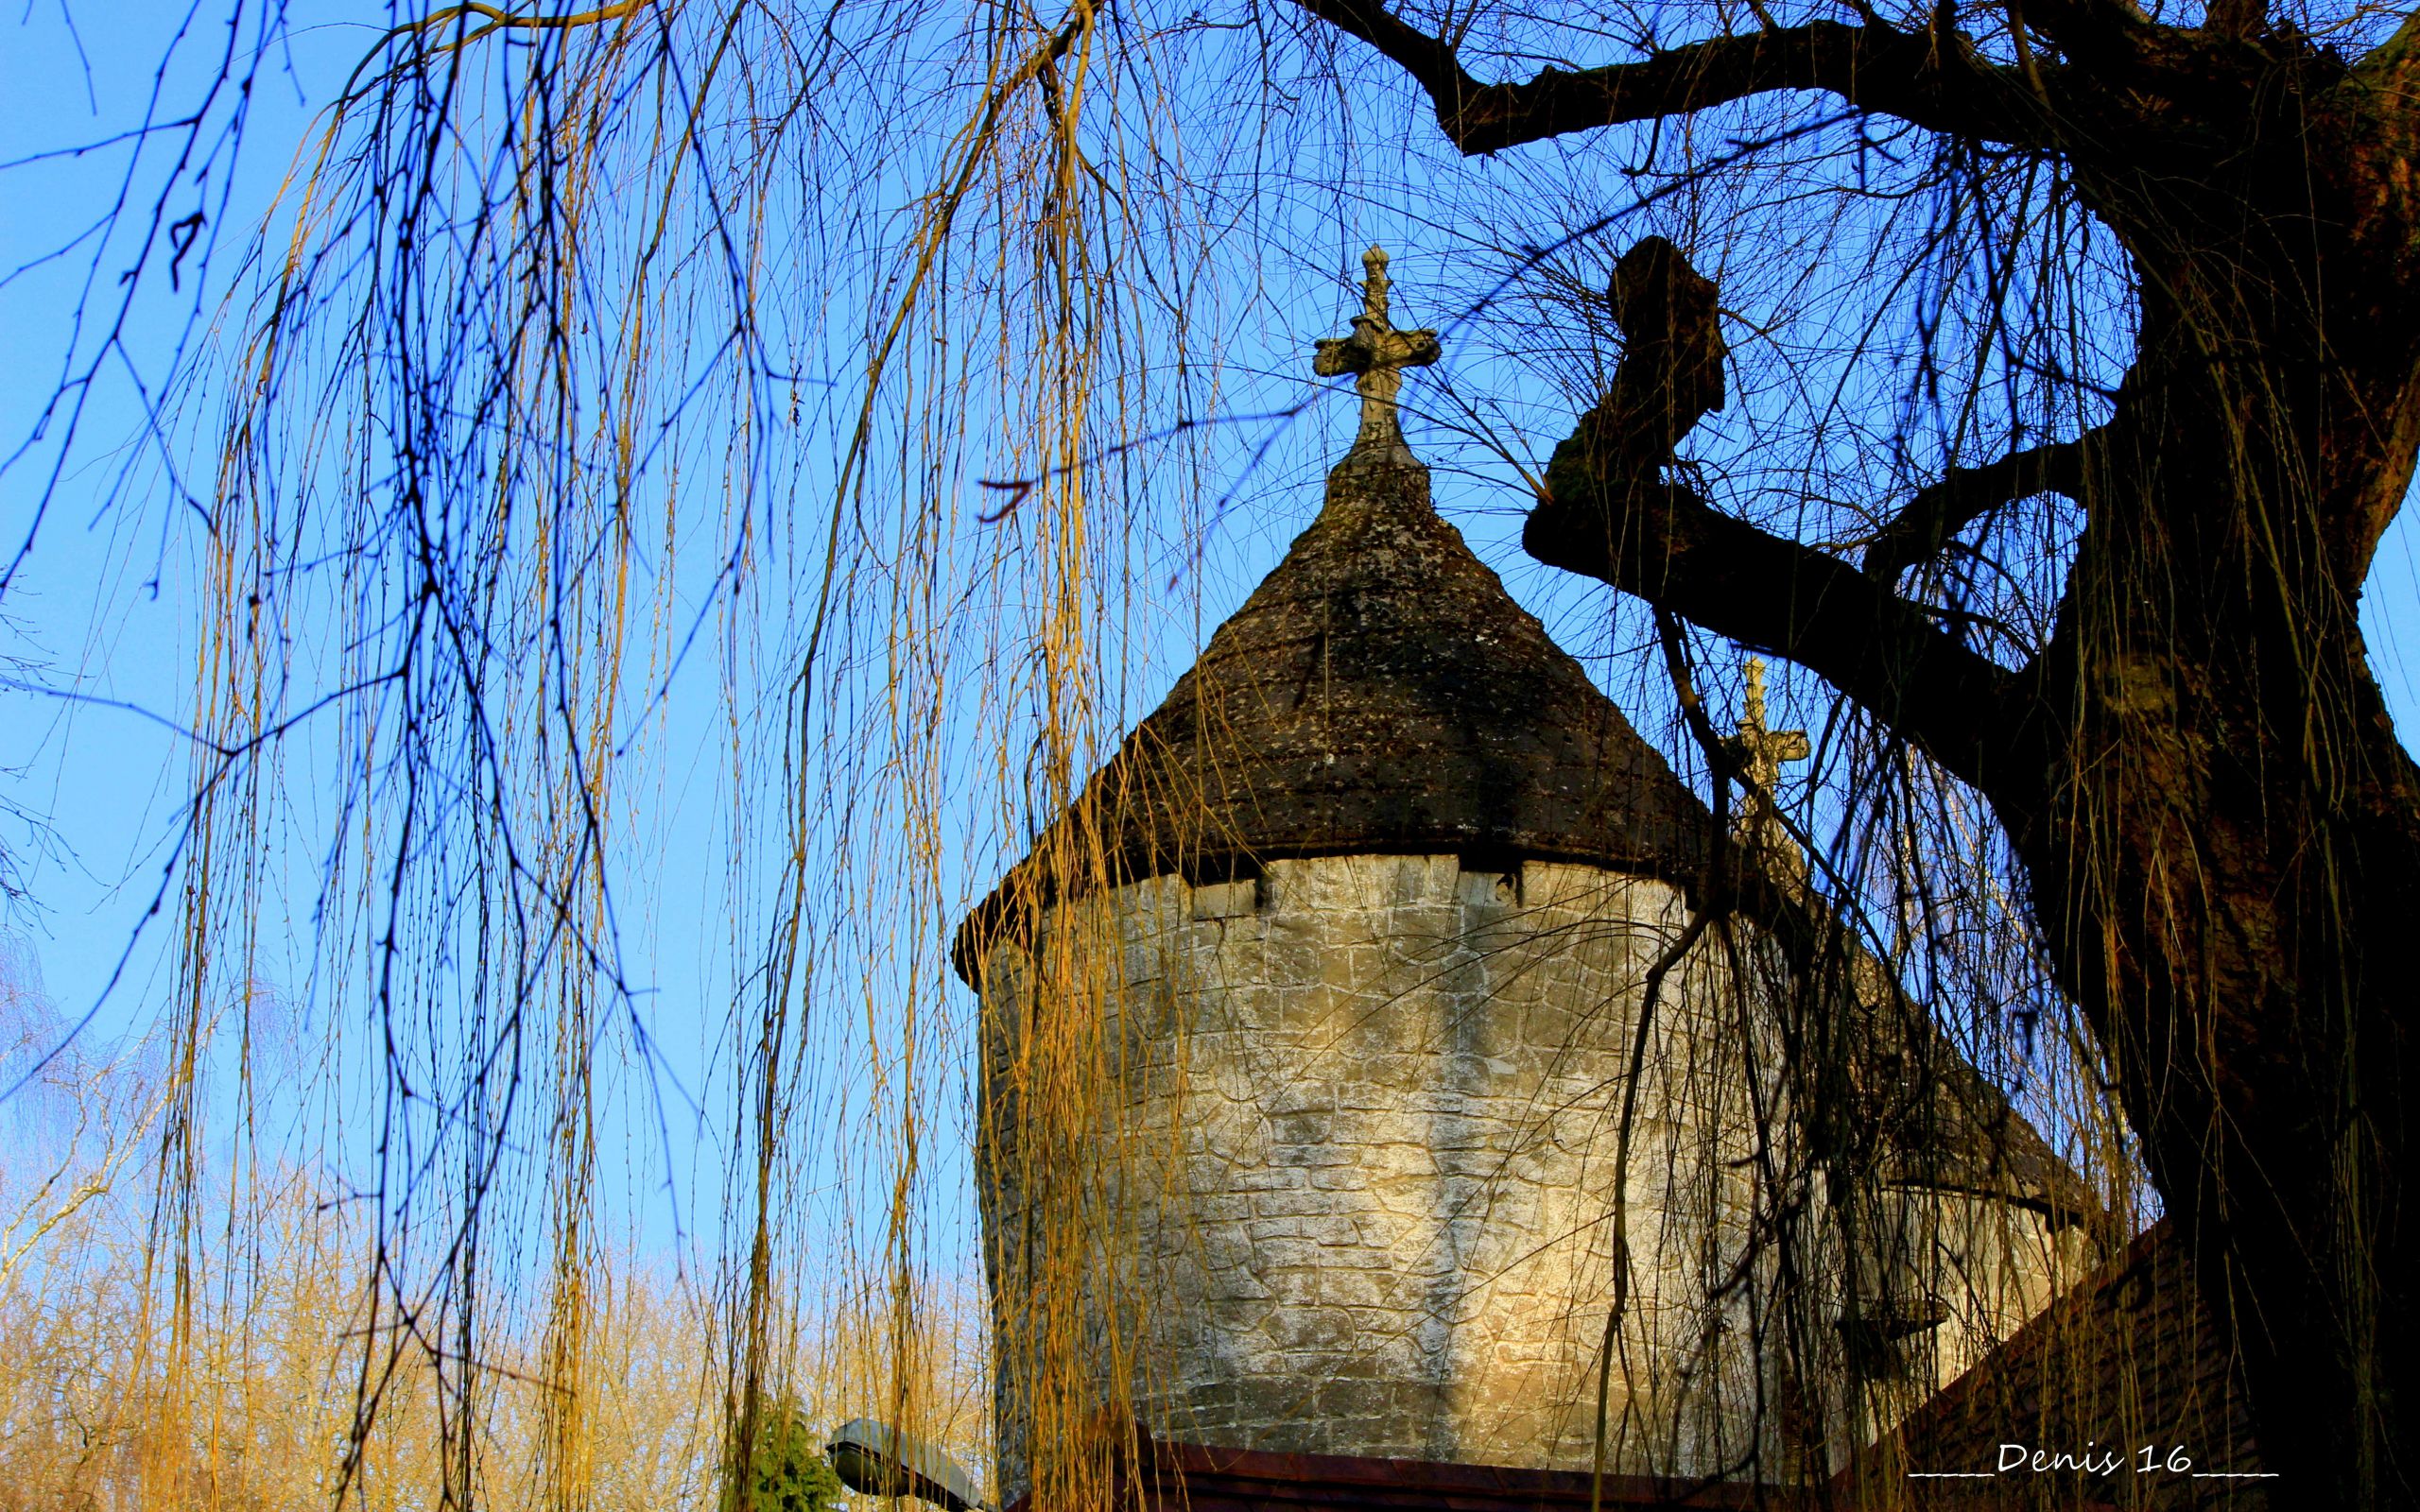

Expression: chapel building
xmin=951 ymin=251 xmax=2235 ymax=1510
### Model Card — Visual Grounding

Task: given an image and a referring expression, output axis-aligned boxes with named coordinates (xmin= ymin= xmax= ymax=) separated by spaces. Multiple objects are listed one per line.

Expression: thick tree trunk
xmin=2002 ymin=418 xmax=2420 ymax=1503
xmin=1985 ymin=96 xmax=2420 ymax=1498
xmin=2007 ymin=513 xmax=2420 ymax=1500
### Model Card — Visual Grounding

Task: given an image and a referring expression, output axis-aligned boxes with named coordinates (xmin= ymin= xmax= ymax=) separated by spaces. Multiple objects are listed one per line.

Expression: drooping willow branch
xmin=342 ymin=1 xmax=663 ymax=100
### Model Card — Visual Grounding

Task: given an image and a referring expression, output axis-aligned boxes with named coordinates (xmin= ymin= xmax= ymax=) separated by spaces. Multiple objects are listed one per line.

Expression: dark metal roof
xmin=954 ymin=453 xmax=1713 ymax=974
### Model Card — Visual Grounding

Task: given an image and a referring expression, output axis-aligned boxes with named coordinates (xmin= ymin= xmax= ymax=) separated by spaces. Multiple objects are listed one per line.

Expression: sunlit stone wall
xmin=976 ymin=852 xmax=1787 ymax=1495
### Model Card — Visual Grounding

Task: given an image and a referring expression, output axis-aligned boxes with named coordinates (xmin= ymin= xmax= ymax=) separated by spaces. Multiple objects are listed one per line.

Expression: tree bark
xmin=2003 ymin=58 xmax=2420 ymax=1495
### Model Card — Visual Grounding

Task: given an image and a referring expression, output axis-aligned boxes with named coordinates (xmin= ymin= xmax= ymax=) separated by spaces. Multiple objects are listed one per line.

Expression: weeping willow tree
xmin=5 ymin=0 xmax=2417 ymax=1505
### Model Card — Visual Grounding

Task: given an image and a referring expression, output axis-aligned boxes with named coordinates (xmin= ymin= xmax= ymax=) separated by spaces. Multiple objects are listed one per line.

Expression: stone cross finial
xmin=1313 ymin=248 xmax=1443 ymax=464
xmin=1733 ymin=660 xmax=1810 ymax=792
xmin=1725 ymin=658 xmax=1811 ymax=872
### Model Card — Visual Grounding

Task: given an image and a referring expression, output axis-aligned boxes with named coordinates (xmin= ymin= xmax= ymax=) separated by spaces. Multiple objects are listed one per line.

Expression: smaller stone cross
xmin=1724 ymin=658 xmax=1810 ymax=870
xmin=1314 ymin=247 xmax=1443 ymax=465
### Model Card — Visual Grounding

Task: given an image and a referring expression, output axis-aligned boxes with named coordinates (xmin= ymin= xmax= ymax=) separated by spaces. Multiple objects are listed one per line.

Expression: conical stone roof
xmin=957 ymin=249 xmax=1714 ymax=967
xmin=954 ymin=448 xmax=1715 ymax=971
xmin=1111 ymin=454 xmax=1714 ymax=871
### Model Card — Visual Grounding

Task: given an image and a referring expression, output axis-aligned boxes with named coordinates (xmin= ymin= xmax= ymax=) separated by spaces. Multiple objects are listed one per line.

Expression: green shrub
xmin=727 ymin=1404 xmax=846 ymax=1512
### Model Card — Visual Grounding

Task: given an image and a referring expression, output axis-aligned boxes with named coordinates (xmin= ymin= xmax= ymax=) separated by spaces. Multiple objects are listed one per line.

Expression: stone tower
xmin=957 ymin=250 xmax=2083 ymax=1502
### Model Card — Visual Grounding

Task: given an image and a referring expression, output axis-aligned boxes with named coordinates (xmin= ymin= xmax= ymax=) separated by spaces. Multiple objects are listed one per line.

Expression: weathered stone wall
xmin=977 ymin=852 xmax=1784 ymax=1492
xmin=973 ymin=851 xmax=2076 ymax=1499
xmin=1855 ymin=1219 xmax=2265 ymax=1507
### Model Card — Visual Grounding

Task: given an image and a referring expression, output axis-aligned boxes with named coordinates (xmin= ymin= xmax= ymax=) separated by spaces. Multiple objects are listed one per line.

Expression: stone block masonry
xmin=978 ymin=851 xmax=1795 ymax=1494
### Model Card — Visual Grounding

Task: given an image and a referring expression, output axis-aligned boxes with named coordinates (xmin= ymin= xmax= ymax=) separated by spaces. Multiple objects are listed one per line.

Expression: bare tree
xmin=1289 ymin=0 xmax=2420 ymax=1497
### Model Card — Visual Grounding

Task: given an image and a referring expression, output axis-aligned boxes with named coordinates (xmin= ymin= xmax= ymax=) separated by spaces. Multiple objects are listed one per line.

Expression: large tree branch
xmin=1860 ymin=431 xmax=2104 ymax=581
xmin=2010 ymin=0 xmax=2158 ymax=69
xmin=1527 ymin=465 xmax=2015 ymax=788
xmin=1290 ymin=1 xmax=2053 ymax=152
xmin=2350 ymin=5 xmax=2420 ymax=143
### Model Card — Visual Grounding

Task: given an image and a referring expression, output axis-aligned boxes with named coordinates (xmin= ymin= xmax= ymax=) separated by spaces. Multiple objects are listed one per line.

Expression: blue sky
xmin=7 ymin=0 xmax=2420 ymax=1289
